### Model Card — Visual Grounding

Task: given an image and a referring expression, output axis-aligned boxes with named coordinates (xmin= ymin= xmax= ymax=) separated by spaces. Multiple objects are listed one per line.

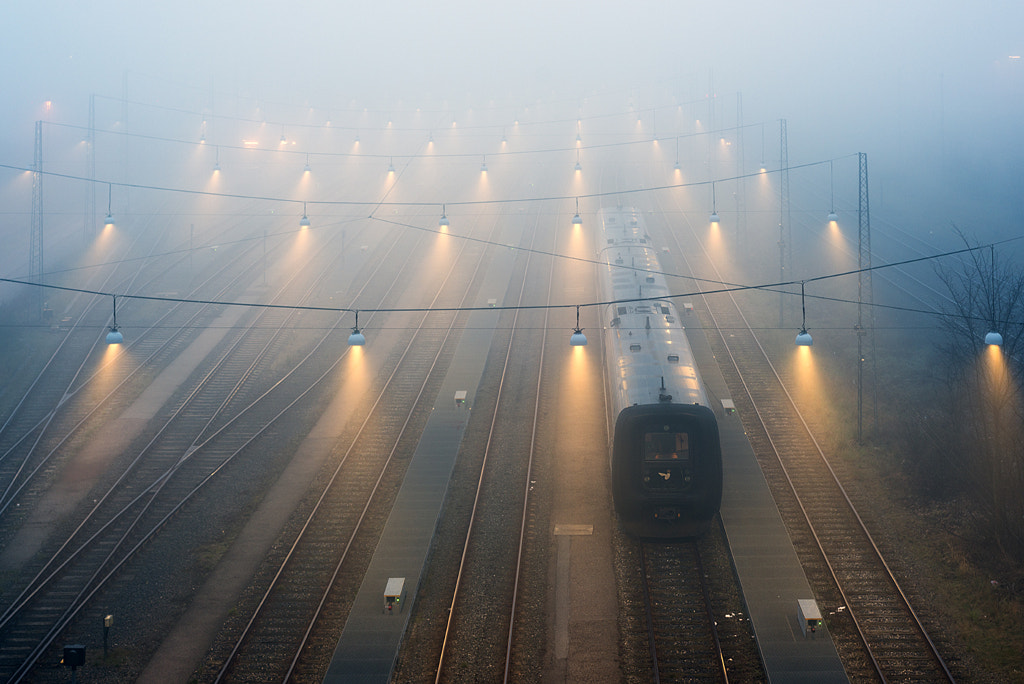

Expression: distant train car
xmin=596 ymin=207 xmax=722 ymax=538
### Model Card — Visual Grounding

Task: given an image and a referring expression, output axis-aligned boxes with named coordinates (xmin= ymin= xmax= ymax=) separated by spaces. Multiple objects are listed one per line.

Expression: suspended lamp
xmin=759 ymin=122 xmax=767 ymax=172
xmin=572 ymin=197 xmax=582 ymax=226
xmin=348 ymin=310 xmax=366 ymax=346
xmin=569 ymin=305 xmax=587 ymax=346
xmin=106 ymin=295 xmax=123 ymax=344
xmin=300 ymin=202 xmax=311 ymax=228
xmin=103 ymin=183 xmax=115 ymax=228
xmin=795 ymin=281 xmax=813 ymax=346
xmin=709 ymin=182 xmax=719 ymax=223
xmin=985 ymin=246 xmax=1002 ymax=346
xmin=827 ymin=160 xmax=838 ymax=222
xmin=439 ymin=204 xmax=450 ymax=227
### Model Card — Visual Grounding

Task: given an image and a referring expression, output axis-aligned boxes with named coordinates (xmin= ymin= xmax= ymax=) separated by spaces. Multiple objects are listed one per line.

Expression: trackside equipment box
xmin=798 ymin=599 xmax=822 ymax=636
xmin=384 ymin=577 xmax=405 ymax=614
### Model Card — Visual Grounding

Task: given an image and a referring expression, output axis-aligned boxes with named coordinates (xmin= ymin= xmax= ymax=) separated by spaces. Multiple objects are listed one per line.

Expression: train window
xmin=643 ymin=431 xmax=690 ymax=463
xmin=618 ymin=306 xmax=628 ymax=315
xmin=667 ymin=354 xmax=679 ymax=363
xmin=607 ymin=239 xmax=615 ymax=244
xmin=666 ymin=316 xmax=675 ymax=324
xmin=645 ymin=276 xmax=655 ymax=284
xmin=629 ymin=343 xmax=642 ymax=352
xmin=659 ymin=305 xmax=670 ymax=314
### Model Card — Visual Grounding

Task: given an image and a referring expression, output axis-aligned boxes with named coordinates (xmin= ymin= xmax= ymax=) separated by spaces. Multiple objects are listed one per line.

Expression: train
xmin=595 ymin=206 xmax=722 ymax=538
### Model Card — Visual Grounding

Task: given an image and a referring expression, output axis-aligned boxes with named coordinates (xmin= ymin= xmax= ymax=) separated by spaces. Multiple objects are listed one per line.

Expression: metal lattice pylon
xmin=29 ymin=121 xmax=44 ymax=318
xmin=84 ymin=94 xmax=96 ymax=241
xmin=778 ymin=119 xmax=790 ymax=327
xmin=857 ymin=152 xmax=876 ymax=439
xmin=734 ymin=93 xmax=746 ymax=246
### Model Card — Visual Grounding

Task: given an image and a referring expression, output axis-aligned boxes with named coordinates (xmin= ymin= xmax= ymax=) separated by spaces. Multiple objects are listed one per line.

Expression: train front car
xmin=597 ymin=207 xmax=722 ymax=538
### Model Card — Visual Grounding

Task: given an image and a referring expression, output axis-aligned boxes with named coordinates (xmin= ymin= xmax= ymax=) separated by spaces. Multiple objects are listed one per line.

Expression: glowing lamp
xmin=828 ymin=210 xmax=838 ymax=222
xmin=387 ymin=161 xmax=395 ymax=173
xmin=795 ymin=329 xmax=813 ymax=346
xmin=439 ymin=214 xmax=449 ymax=227
xmin=569 ymin=305 xmax=586 ymax=345
xmin=985 ymin=331 xmax=1003 ymax=346
xmin=572 ymin=213 xmax=582 ymax=226
xmin=674 ymin=160 xmax=681 ymax=171
xmin=480 ymin=161 xmax=488 ymax=172
xmin=106 ymin=326 xmax=123 ymax=345
xmin=300 ymin=214 xmax=310 ymax=228
xmin=349 ymin=311 xmax=366 ymax=345
xmin=709 ymin=211 xmax=720 ymax=223
xmin=103 ymin=184 xmax=115 ymax=228
xmin=574 ymin=161 xmax=582 ymax=171
xmin=304 ymin=162 xmax=311 ymax=173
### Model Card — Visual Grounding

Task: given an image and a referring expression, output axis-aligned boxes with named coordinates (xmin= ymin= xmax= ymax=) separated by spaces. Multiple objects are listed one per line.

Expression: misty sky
xmin=3 ymin=1 xmax=1022 ymax=234
xmin=5 ymin=1 xmax=1021 ymax=113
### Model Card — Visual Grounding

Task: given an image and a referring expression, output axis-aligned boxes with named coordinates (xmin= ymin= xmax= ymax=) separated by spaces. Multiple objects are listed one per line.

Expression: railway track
xmin=639 ymin=540 xmax=725 ymax=683
xmin=655 ymin=193 xmax=956 ymax=682
xmin=207 ymin=214 xmax=498 ymax=682
xmin=430 ymin=211 xmax=549 ymax=683
xmin=0 ymin=216 xmax=395 ymax=681
xmin=0 ymin=205 xmax=275 ymax=524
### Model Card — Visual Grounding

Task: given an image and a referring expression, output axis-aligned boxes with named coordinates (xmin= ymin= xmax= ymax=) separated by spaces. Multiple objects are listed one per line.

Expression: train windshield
xmin=643 ymin=431 xmax=690 ymax=463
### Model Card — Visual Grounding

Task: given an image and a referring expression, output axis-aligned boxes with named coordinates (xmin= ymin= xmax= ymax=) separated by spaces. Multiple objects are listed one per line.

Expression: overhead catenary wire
xmin=3 ymin=239 xmax=1021 ymax=329
xmin=89 ymin=90 xmax=753 ymax=135
xmin=0 ymin=156 xmax=860 ymax=211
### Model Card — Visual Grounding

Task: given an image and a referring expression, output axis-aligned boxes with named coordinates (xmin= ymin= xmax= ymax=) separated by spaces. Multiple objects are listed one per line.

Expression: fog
xmin=2 ymin=0 xmax=1022 ymax=298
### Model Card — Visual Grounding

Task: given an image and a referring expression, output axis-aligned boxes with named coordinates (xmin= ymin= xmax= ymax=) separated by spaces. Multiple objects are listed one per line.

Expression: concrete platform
xmin=323 ymin=251 xmax=516 ymax=683
xmin=682 ymin=305 xmax=849 ymax=684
